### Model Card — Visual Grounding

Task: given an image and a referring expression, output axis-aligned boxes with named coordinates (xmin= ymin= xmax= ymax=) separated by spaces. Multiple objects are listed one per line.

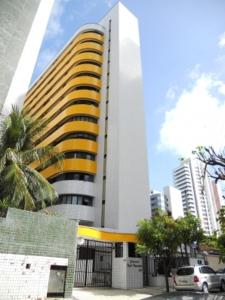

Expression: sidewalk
xmin=72 ymin=286 xmax=168 ymax=300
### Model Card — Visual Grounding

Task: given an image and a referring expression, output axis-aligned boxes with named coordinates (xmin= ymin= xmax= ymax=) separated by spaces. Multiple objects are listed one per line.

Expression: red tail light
xmin=194 ymin=275 xmax=199 ymax=283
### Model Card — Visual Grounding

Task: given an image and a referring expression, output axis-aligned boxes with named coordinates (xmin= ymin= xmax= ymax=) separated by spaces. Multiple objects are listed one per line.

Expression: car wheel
xmin=202 ymin=282 xmax=209 ymax=293
xmin=221 ymin=280 xmax=225 ymax=292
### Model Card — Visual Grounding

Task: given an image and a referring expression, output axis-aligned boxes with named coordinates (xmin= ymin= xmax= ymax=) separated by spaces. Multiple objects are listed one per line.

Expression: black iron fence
xmin=74 ymin=239 xmax=112 ymax=287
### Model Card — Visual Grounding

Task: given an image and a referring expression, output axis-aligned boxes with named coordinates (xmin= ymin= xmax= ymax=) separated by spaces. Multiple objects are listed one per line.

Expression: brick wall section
xmin=0 ymin=254 xmax=68 ymax=300
xmin=0 ymin=208 xmax=78 ymax=298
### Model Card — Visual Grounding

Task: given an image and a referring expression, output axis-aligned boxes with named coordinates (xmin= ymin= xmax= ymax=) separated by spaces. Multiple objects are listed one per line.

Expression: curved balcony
xmin=25 ymin=29 xmax=104 ymax=103
xmin=40 ymin=158 xmax=96 ymax=179
xmin=27 ymin=51 xmax=102 ymax=113
xmin=35 ymin=89 xmax=100 ymax=123
xmin=26 ymin=51 xmax=103 ymax=113
xmin=53 ymin=179 xmax=96 ymax=196
xmin=26 ymin=62 xmax=102 ymax=113
xmin=29 ymin=64 xmax=102 ymax=118
xmin=30 ymin=139 xmax=98 ymax=170
xmin=75 ymin=42 xmax=103 ymax=54
xmin=45 ymin=204 xmax=95 ymax=223
xmin=37 ymin=121 xmax=98 ymax=147
xmin=41 ymin=104 xmax=100 ymax=138
xmin=75 ymin=31 xmax=104 ymax=45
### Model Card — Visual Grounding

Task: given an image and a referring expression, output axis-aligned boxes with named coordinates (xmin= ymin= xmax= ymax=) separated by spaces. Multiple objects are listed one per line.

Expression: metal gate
xmin=142 ymin=256 xmax=149 ymax=286
xmin=74 ymin=239 xmax=112 ymax=287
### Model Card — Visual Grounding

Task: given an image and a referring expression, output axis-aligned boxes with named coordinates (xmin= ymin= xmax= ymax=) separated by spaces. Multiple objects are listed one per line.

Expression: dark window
xmin=80 ymin=39 xmax=103 ymax=45
xmin=76 ymin=61 xmax=101 ymax=67
xmin=177 ymin=267 xmax=194 ymax=276
xmin=128 ymin=243 xmax=137 ymax=258
xmin=58 ymin=194 xmax=93 ymax=206
xmin=115 ymin=243 xmax=123 ymax=258
xmin=64 ymin=151 xmax=95 ymax=161
xmin=49 ymin=173 xmax=94 ymax=183
xmin=200 ymin=266 xmax=215 ymax=274
xmin=79 ymin=246 xmax=95 ymax=259
xmin=53 ymin=132 xmax=97 ymax=145
xmin=72 ymin=100 xmax=99 ymax=107
xmin=75 ymin=72 xmax=100 ymax=79
xmin=74 ymin=86 xmax=99 ymax=92
xmin=78 ymin=50 xmax=102 ymax=56
xmin=65 ymin=115 xmax=97 ymax=124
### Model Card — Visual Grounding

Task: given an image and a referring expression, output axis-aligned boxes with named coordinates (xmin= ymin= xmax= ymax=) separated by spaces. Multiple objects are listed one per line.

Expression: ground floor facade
xmin=75 ymin=226 xmax=143 ymax=289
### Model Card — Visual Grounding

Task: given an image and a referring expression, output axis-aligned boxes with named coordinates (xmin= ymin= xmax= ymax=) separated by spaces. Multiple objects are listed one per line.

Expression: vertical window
xmin=115 ymin=243 xmax=123 ymax=258
xmin=128 ymin=243 xmax=137 ymax=258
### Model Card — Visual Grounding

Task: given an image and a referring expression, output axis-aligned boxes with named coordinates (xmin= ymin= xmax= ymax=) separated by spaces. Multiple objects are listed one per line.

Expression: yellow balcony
xmin=37 ymin=121 xmax=99 ymax=148
xmin=41 ymin=158 xmax=97 ymax=179
xmin=40 ymin=105 xmax=100 ymax=138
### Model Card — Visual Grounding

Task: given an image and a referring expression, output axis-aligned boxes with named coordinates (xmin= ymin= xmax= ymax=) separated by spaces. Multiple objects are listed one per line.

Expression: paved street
xmin=72 ymin=287 xmax=167 ymax=300
xmin=46 ymin=287 xmax=225 ymax=300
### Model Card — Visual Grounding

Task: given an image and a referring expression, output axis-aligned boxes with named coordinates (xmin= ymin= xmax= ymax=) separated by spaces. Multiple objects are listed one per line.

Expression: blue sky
xmin=31 ymin=0 xmax=225 ymax=192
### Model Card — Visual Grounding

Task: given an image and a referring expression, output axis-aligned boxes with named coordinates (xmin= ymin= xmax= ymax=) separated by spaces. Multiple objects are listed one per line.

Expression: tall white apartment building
xmin=163 ymin=186 xmax=184 ymax=219
xmin=150 ymin=186 xmax=183 ymax=219
xmin=173 ymin=157 xmax=221 ymax=235
xmin=0 ymin=0 xmax=55 ymax=114
xmin=24 ymin=4 xmax=150 ymax=289
xmin=24 ymin=3 xmax=150 ymax=234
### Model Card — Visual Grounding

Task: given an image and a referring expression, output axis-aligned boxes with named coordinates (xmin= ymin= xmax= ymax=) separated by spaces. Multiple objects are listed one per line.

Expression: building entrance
xmin=74 ymin=239 xmax=112 ymax=287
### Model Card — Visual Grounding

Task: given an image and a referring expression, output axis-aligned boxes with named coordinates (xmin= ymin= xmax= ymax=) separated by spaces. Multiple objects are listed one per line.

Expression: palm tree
xmin=0 ymin=106 xmax=62 ymax=215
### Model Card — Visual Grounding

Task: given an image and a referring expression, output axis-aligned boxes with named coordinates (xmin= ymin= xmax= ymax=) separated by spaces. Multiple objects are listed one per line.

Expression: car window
xmin=200 ymin=266 xmax=215 ymax=274
xmin=177 ymin=267 xmax=194 ymax=276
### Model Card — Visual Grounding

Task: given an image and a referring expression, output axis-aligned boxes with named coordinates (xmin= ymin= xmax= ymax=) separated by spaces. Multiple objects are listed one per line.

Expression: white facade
xmin=173 ymin=157 xmax=221 ymax=235
xmin=97 ymin=3 xmax=150 ymax=232
xmin=112 ymin=243 xmax=143 ymax=289
xmin=150 ymin=186 xmax=183 ymax=219
xmin=0 ymin=0 xmax=54 ymax=115
xmin=163 ymin=186 xmax=184 ymax=219
xmin=48 ymin=3 xmax=150 ymax=233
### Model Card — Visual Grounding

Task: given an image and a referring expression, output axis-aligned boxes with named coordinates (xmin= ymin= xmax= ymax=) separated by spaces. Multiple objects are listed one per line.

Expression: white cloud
xmin=46 ymin=0 xmax=69 ymax=38
xmin=189 ymin=64 xmax=201 ymax=80
xmin=218 ymin=32 xmax=225 ymax=48
xmin=166 ymin=85 xmax=177 ymax=99
xmin=159 ymin=72 xmax=225 ymax=157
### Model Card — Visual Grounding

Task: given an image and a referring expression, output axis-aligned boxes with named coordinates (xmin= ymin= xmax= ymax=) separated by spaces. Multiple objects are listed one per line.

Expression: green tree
xmin=215 ymin=208 xmax=225 ymax=262
xmin=0 ymin=106 xmax=62 ymax=216
xmin=137 ymin=212 xmax=180 ymax=292
xmin=217 ymin=207 xmax=225 ymax=233
xmin=177 ymin=213 xmax=204 ymax=259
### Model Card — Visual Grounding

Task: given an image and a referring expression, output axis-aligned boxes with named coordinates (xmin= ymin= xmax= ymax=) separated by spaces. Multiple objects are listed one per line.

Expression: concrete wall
xmin=112 ymin=242 xmax=143 ymax=289
xmin=206 ymin=255 xmax=225 ymax=271
xmin=99 ymin=2 xmax=150 ymax=233
xmin=0 ymin=0 xmax=54 ymax=114
xmin=0 ymin=254 xmax=68 ymax=300
xmin=0 ymin=208 xmax=78 ymax=298
xmin=164 ymin=186 xmax=184 ymax=219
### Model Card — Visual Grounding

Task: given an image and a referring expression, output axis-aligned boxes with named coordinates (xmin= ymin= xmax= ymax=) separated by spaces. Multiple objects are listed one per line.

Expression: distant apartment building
xmin=150 ymin=190 xmax=167 ymax=216
xmin=0 ymin=0 xmax=54 ymax=114
xmin=173 ymin=157 xmax=222 ymax=235
xmin=150 ymin=186 xmax=183 ymax=219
